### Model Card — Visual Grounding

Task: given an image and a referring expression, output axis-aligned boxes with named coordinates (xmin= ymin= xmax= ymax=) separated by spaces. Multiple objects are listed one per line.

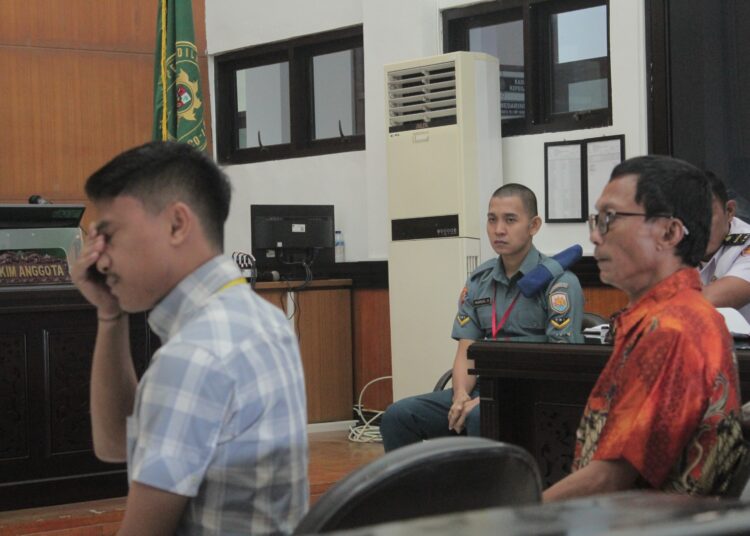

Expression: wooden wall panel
xmin=0 ymin=0 xmax=207 ymax=53
xmin=297 ymin=289 xmax=353 ymax=423
xmin=352 ymin=289 xmax=393 ymax=411
xmin=0 ymin=0 xmax=211 ymax=230
xmin=0 ymin=48 xmax=154 ymax=203
xmin=582 ymin=286 xmax=629 ymax=319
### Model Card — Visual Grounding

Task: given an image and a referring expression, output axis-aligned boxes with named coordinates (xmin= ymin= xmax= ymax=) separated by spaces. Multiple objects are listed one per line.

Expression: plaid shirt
xmin=127 ymin=256 xmax=308 ymax=535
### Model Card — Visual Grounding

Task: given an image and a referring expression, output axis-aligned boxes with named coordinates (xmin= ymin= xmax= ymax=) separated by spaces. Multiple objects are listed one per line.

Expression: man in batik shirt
xmin=544 ymin=155 xmax=746 ymax=501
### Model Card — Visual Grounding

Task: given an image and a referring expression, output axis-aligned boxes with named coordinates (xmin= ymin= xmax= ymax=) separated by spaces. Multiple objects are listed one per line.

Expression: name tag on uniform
xmin=472 ymin=298 xmax=491 ymax=307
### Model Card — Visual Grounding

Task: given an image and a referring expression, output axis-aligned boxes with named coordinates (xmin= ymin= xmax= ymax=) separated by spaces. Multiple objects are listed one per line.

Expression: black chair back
xmin=582 ymin=311 xmax=608 ymax=329
xmin=294 ymin=436 xmax=542 ymax=534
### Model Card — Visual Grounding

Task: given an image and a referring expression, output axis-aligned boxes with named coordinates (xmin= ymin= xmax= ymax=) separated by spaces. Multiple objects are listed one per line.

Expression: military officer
xmin=380 ymin=183 xmax=584 ymax=452
xmin=454 ymin=252 xmax=583 ymax=341
xmin=701 ymin=172 xmax=750 ymax=324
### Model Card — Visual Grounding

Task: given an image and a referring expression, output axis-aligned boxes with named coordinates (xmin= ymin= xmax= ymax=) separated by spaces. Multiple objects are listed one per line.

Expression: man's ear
xmin=727 ymin=199 xmax=737 ymax=219
xmin=529 ymin=215 xmax=542 ymax=236
xmin=661 ymin=217 xmax=687 ymax=248
xmin=166 ymin=201 xmax=193 ymax=246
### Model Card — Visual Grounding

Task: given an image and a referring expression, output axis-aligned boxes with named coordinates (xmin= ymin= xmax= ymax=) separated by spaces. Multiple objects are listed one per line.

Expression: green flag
xmin=152 ymin=0 xmax=207 ymax=150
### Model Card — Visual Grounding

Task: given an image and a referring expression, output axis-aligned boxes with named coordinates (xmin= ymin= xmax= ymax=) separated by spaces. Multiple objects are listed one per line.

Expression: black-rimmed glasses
xmin=588 ymin=211 xmax=685 ymax=236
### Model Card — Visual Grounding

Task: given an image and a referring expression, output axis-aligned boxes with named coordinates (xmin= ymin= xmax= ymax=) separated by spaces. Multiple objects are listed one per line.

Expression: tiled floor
xmin=0 ymin=430 xmax=384 ymax=535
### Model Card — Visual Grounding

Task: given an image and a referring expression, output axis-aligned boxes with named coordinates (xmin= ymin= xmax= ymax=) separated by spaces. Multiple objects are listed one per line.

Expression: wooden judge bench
xmin=0 ymin=276 xmax=361 ymax=510
xmin=469 ymin=337 xmax=750 ymax=488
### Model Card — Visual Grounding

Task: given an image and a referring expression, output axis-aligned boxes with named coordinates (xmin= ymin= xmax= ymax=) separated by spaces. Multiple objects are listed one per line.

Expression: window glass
xmin=551 ymin=5 xmax=609 ymax=114
xmin=554 ymin=6 xmax=607 ymax=63
xmin=216 ymin=26 xmax=364 ymax=164
xmin=312 ymin=47 xmax=364 ymax=140
xmin=469 ymin=20 xmax=524 ymax=120
xmin=235 ymin=62 xmax=290 ymax=149
xmin=443 ymin=1 xmax=611 ymax=135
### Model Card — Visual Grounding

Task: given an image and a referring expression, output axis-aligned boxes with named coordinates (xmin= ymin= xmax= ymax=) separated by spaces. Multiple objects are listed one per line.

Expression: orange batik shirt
xmin=573 ymin=268 xmax=746 ymax=495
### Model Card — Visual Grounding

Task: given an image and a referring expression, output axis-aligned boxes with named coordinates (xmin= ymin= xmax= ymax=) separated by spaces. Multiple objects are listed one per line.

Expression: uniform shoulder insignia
xmin=458 ymin=286 xmax=468 ymax=308
xmin=549 ymin=291 xmax=570 ymax=314
xmin=456 ymin=314 xmax=471 ymax=327
xmin=723 ymin=233 xmax=750 ymax=246
xmin=549 ymin=281 xmax=569 ymax=292
xmin=550 ymin=315 xmax=571 ymax=330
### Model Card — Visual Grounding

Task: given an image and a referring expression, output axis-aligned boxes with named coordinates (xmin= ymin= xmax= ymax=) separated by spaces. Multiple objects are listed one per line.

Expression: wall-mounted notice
xmin=544 ymin=134 xmax=625 ymax=223
xmin=586 ymin=137 xmax=626 ymax=214
xmin=545 ymin=144 xmax=583 ymax=221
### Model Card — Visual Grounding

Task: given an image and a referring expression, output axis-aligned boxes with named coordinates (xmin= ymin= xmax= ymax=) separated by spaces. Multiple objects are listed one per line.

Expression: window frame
xmin=215 ymin=26 xmax=365 ymax=165
xmin=443 ymin=0 xmax=611 ymax=137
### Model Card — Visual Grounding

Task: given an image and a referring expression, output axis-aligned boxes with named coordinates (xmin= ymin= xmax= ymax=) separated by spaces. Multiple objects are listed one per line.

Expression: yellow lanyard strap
xmin=218 ymin=277 xmax=247 ymax=294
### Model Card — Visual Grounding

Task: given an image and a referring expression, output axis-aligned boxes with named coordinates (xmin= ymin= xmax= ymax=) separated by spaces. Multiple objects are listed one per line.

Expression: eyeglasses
xmin=588 ymin=211 xmax=689 ymax=237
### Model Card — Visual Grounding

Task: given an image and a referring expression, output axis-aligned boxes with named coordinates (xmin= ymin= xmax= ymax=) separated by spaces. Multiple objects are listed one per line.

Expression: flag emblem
xmin=175 ymin=68 xmax=202 ymax=121
xmin=153 ymin=0 xmax=206 ymax=150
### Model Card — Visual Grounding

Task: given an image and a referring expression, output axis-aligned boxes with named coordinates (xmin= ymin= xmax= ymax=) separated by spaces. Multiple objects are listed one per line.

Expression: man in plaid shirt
xmin=72 ymin=141 xmax=308 ymax=535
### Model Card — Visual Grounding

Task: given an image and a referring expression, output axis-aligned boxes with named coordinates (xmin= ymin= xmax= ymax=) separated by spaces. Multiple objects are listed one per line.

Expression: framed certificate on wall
xmin=544 ymin=135 xmax=625 ymax=223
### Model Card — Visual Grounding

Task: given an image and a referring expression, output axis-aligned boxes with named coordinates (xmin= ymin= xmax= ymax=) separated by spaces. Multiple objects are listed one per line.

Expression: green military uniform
xmin=452 ymin=245 xmax=583 ymax=339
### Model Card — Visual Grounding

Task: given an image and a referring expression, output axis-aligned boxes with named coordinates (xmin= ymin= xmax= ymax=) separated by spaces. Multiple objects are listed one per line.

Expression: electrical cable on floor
xmin=348 ymin=375 xmax=393 ymax=444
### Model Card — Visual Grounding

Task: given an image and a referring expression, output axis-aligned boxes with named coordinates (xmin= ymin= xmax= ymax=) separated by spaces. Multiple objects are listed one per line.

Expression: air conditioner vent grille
xmin=387 ymin=61 xmax=457 ymax=132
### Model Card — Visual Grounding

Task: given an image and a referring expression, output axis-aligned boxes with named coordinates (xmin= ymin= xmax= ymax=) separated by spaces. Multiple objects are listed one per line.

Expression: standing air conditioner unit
xmin=386 ymin=51 xmax=502 ymax=399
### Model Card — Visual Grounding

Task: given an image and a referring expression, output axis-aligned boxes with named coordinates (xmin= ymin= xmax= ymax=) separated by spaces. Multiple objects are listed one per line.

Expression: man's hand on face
xmin=71 ymin=222 xmax=122 ymax=318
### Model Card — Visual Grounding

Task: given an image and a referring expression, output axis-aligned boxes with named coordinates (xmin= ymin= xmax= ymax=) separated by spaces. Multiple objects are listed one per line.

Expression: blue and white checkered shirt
xmin=127 ymin=256 xmax=308 ymax=535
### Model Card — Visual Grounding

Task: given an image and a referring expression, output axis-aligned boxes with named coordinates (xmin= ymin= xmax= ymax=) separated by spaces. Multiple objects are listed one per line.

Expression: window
xmin=444 ymin=0 xmax=610 ymax=136
xmin=215 ymin=26 xmax=364 ymax=164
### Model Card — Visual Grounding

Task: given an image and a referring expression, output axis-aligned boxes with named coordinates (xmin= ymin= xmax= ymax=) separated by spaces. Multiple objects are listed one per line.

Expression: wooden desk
xmin=469 ymin=338 xmax=750 ymax=488
xmin=255 ymin=279 xmax=353 ymax=423
xmin=0 ymin=279 xmax=354 ymax=510
xmin=0 ymin=285 xmax=155 ymax=511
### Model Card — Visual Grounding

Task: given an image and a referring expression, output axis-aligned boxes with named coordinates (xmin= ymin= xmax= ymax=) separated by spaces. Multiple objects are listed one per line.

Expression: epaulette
xmin=723 ymin=233 xmax=750 ymax=246
xmin=470 ymin=258 xmax=497 ymax=281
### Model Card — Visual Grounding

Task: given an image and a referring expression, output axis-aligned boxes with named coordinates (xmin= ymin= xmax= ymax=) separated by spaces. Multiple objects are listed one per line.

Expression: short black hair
xmin=491 ymin=183 xmax=538 ymax=218
xmin=609 ymin=155 xmax=710 ymax=267
xmin=85 ymin=141 xmax=231 ymax=250
xmin=705 ymin=170 xmax=730 ymax=205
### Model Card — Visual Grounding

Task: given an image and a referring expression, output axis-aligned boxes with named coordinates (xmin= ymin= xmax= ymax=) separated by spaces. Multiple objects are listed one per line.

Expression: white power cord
xmin=348 ymin=375 xmax=393 ymax=443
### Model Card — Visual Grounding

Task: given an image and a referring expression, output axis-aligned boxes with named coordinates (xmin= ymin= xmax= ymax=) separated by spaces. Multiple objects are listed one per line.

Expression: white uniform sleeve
xmin=724 ymin=248 xmax=750 ymax=283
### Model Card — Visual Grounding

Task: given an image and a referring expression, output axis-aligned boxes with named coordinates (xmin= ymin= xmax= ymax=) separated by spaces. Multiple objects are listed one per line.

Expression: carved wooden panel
xmin=534 ymin=402 xmax=586 ymax=488
xmin=0 ymin=332 xmax=28 ymax=460
xmin=46 ymin=328 xmax=96 ymax=454
xmin=130 ymin=318 xmax=156 ymax=378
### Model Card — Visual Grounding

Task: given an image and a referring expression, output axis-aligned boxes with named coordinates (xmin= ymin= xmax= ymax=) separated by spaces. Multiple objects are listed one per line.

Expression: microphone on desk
xmin=517 ymin=244 xmax=582 ymax=298
xmin=257 ymin=270 xmax=281 ymax=282
xmin=28 ymin=194 xmax=53 ymax=204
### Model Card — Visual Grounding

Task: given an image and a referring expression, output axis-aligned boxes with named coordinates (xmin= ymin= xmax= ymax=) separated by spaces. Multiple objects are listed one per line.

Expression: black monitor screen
xmin=251 ymin=204 xmax=335 ymax=273
xmin=0 ymin=204 xmax=85 ymax=229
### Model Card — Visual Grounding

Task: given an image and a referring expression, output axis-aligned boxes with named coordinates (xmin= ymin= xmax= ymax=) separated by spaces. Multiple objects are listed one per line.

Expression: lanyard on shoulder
xmin=218 ymin=277 xmax=247 ymax=294
xmin=491 ymin=280 xmax=521 ymax=339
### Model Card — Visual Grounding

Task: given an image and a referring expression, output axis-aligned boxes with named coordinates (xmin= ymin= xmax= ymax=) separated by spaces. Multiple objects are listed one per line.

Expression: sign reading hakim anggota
xmin=152 ymin=0 xmax=207 ymax=150
xmin=0 ymin=249 xmax=71 ymax=285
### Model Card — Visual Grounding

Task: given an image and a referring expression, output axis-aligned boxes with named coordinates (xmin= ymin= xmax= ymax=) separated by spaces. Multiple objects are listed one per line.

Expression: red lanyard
xmin=491 ymin=281 xmax=521 ymax=338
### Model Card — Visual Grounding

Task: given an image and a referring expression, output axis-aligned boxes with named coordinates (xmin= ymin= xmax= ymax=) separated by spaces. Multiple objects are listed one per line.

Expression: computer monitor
xmin=0 ymin=204 xmax=85 ymax=229
xmin=251 ymin=204 xmax=335 ymax=276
